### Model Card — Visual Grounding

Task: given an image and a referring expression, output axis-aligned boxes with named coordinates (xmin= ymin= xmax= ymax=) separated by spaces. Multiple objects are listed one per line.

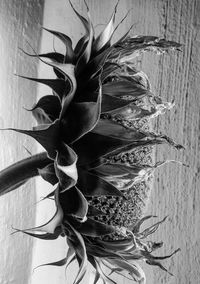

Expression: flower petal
xmin=77 ymin=169 xmax=124 ymax=197
xmin=59 ymin=186 xmax=88 ymax=221
xmin=61 ymin=85 xmax=102 ymax=143
xmin=55 ymin=143 xmax=78 ymax=191
xmin=38 ymin=163 xmax=58 ymax=185
xmin=8 ymin=119 xmax=60 ymax=159
xmin=18 ymin=187 xmax=63 ymax=234
xmin=43 ymin=27 xmax=74 ymax=63
xmin=18 ymin=75 xmax=67 ymax=99
xmin=93 ymin=0 xmax=119 ymax=52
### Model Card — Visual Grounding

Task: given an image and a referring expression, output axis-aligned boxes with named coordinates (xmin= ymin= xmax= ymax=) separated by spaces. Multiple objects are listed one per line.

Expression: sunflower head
xmin=14 ymin=1 xmax=182 ymax=283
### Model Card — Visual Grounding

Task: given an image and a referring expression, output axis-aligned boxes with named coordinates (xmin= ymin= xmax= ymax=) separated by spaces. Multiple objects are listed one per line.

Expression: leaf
xmin=74 ymin=218 xmax=116 ymax=237
xmin=73 ymin=132 xmax=136 ymax=168
xmin=93 ymin=270 xmax=101 ymax=284
xmin=107 ymin=258 xmax=146 ymax=283
xmin=138 ymin=216 xmax=168 ymax=239
xmin=38 ymin=163 xmax=58 ymax=185
xmin=43 ymin=27 xmax=74 ymax=63
xmin=101 ymin=94 xmax=132 ymax=113
xmin=101 ymin=62 xmax=120 ymax=82
xmin=33 ymin=256 xmax=68 ymax=272
xmin=102 ymin=80 xmax=147 ymax=99
xmin=17 ymin=75 xmax=67 ymax=99
xmin=114 ymin=36 xmax=181 ymax=63
xmin=146 ymin=248 xmax=180 ymax=261
xmin=93 ymin=163 xmax=144 ymax=178
xmin=74 ymin=36 xmax=88 ymax=59
xmin=59 ymin=186 xmax=88 ymax=222
xmin=96 ymin=238 xmax=136 ymax=253
xmin=86 ymin=243 xmax=125 ymax=259
xmin=33 ymin=56 xmax=77 ymax=116
xmin=69 ymin=0 xmax=91 ymax=35
xmin=61 ymin=85 xmax=101 ymax=144
xmin=30 ymin=95 xmax=61 ymax=123
xmin=92 ymin=119 xmax=147 ymax=141
xmin=12 ymin=226 xmax=61 ymax=240
xmin=93 ymin=0 xmax=119 ymax=52
xmin=19 ymin=48 xmax=65 ymax=63
xmin=146 ymin=259 xmax=173 ymax=276
xmin=75 ymin=5 xmax=94 ymax=76
xmin=77 ymin=169 xmax=124 ymax=197
xmin=8 ymin=119 xmax=60 ymax=159
xmin=64 ymin=221 xmax=88 ymax=284
xmin=32 ymin=107 xmax=52 ymax=125
xmin=19 ymin=187 xmax=63 ymax=234
xmin=78 ymin=47 xmax=113 ymax=88
xmin=132 ymin=215 xmax=157 ymax=234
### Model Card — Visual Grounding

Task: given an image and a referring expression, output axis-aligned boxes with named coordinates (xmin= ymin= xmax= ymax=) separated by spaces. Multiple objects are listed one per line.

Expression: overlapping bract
xmin=14 ymin=1 xmax=182 ymax=283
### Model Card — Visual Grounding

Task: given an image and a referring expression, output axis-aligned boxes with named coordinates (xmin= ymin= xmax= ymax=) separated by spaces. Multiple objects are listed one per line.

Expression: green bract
xmin=1 ymin=1 xmax=183 ymax=283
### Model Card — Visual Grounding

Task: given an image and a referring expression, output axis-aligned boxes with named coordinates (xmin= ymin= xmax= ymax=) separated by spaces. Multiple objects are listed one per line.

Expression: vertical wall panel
xmin=0 ymin=1 xmax=44 ymax=284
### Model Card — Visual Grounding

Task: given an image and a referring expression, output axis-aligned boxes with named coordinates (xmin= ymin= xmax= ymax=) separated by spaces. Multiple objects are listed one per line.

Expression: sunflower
xmin=0 ymin=1 xmax=183 ymax=283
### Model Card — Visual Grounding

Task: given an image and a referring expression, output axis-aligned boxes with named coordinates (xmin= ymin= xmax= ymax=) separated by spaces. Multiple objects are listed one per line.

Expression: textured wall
xmin=0 ymin=1 xmax=44 ymax=284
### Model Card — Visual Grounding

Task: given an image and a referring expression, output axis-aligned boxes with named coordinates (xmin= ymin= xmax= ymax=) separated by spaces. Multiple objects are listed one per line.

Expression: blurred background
xmin=0 ymin=0 xmax=200 ymax=283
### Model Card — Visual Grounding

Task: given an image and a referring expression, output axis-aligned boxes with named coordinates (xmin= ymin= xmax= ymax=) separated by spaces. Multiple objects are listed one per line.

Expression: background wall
xmin=0 ymin=1 xmax=44 ymax=284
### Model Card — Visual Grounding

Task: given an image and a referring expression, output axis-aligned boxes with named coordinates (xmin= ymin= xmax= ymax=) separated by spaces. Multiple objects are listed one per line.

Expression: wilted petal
xmin=93 ymin=119 xmax=146 ymax=141
xmin=106 ymin=258 xmax=146 ymax=284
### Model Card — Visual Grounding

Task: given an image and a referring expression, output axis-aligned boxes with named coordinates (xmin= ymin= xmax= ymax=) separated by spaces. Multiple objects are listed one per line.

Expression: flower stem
xmin=0 ymin=152 xmax=51 ymax=196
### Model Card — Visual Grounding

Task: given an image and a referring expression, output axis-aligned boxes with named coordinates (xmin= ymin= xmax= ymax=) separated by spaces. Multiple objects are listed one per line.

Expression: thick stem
xmin=0 ymin=152 xmax=51 ymax=196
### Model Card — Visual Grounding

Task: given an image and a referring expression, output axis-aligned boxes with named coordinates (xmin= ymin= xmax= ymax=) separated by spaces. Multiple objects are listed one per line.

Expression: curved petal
xmin=93 ymin=119 xmax=146 ymax=141
xmin=59 ymin=186 xmax=88 ymax=222
xmin=17 ymin=187 xmax=63 ymax=234
xmin=43 ymin=27 xmax=74 ymax=63
xmin=75 ymin=218 xmax=116 ymax=237
xmin=73 ymin=132 xmax=136 ymax=168
xmin=8 ymin=119 xmax=60 ymax=159
xmin=107 ymin=258 xmax=146 ymax=284
xmin=38 ymin=163 xmax=58 ymax=185
xmin=19 ymin=47 xmax=65 ymax=63
xmin=61 ymin=87 xmax=101 ymax=144
xmin=77 ymin=169 xmax=124 ymax=197
xmin=75 ymin=3 xmax=94 ymax=76
xmin=93 ymin=0 xmax=119 ymax=52
xmin=30 ymin=95 xmax=61 ymax=124
xmin=55 ymin=143 xmax=78 ymax=191
xmin=64 ymin=221 xmax=88 ymax=284
xmin=17 ymin=75 xmax=67 ymax=99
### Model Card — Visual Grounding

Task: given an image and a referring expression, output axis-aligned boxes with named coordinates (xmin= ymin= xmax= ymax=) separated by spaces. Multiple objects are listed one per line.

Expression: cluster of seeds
xmin=88 ymin=178 xmax=152 ymax=240
xmin=106 ymin=145 xmax=153 ymax=167
xmin=111 ymin=114 xmax=149 ymax=131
